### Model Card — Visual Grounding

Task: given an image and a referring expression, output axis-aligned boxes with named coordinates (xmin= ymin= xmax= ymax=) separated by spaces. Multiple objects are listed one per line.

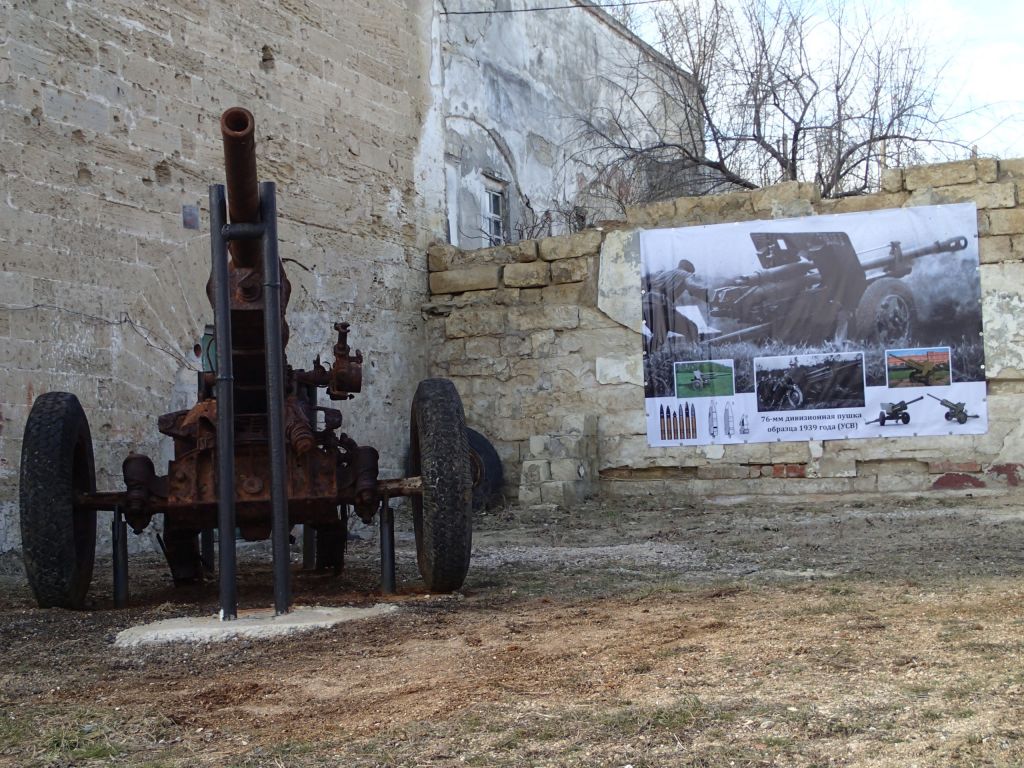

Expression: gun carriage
xmin=865 ymin=396 xmax=924 ymax=426
xmin=928 ymin=394 xmax=979 ymax=425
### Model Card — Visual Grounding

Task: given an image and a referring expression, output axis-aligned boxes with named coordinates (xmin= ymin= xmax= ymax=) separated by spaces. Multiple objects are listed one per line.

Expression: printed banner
xmin=641 ymin=203 xmax=987 ymax=446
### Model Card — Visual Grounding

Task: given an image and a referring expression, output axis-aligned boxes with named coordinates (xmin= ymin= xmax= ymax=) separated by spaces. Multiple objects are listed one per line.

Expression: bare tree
xmin=576 ymin=0 xmax=963 ymax=202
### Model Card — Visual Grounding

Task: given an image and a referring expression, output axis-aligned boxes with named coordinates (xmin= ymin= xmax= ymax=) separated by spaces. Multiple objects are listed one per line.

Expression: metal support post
xmin=112 ymin=509 xmax=129 ymax=608
xmin=302 ymin=525 xmax=316 ymax=570
xmin=260 ymin=181 xmax=291 ymax=616
xmin=379 ymin=492 xmax=396 ymax=595
xmin=210 ymin=184 xmax=238 ymax=621
xmin=200 ymin=528 xmax=215 ymax=574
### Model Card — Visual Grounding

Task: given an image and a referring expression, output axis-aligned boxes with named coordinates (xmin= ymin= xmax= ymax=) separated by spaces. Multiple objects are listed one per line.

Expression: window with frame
xmin=483 ymin=178 xmax=507 ymax=246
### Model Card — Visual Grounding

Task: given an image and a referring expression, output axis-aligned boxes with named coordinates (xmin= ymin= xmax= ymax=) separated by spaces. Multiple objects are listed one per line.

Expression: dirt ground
xmin=1 ymin=493 xmax=1023 ymax=767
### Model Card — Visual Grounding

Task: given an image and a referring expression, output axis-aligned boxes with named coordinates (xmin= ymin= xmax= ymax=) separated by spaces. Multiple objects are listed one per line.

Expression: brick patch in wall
xmin=931 ymin=473 xmax=987 ymax=490
xmin=768 ymin=463 xmax=808 ymax=478
xmin=987 ymin=463 xmax=1021 ymax=486
xmin=599 ymin=466 xmax=699 ymax=480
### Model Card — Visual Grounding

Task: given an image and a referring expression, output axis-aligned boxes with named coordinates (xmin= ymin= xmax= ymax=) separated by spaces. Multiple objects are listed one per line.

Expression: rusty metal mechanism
xmin=18 ymin=108 xmax=474 ymax=616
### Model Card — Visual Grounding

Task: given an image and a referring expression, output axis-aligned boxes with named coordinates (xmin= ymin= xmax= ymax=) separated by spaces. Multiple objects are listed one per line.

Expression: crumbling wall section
xmin=424 ymin=158 xmax=1024 ymax=502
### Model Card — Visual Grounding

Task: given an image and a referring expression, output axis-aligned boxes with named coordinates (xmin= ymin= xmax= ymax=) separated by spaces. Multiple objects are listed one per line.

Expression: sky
xmin=905 ymin=0 xmax=1024 ymax=159
xmin=628 ymin=0 xmax=1024 ymax=160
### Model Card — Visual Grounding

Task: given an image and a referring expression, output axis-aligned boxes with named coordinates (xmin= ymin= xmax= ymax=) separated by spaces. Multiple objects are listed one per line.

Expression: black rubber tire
xmin=900 ymin=412 xmax=910 ymax=425
xmin=161 ymin=519 xmax=203 ymax=585
xmin=854 ymin=278 xmax=916 ymax=344
xmin=878 ymin=412 xmax=886 ymax=427
xmin=20 ymin=392 xmax=97 ymax=609
xmin=409 ymin=378 xmax=473 ymax=592
xmin=466 ymin=427 xmax=504 ymax=512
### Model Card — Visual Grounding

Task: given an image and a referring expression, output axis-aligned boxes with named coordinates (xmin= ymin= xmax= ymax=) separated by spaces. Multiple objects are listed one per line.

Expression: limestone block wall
xmin=424 ymin=158 xmax=1024 ymax=502
xmin=0 ymin=0 xmax=444 ymax=554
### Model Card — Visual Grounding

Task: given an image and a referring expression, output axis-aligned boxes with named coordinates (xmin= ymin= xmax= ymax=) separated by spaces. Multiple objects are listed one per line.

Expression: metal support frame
xmin=112 ymin=508 xmax=129 ymax=608
xmin=379 ymin=492 xmax=396 ymax=594
xmin=210 ymin=184 xmax=238 ymax=621
xmin=209 ymin=181 xmax=291 ymax=619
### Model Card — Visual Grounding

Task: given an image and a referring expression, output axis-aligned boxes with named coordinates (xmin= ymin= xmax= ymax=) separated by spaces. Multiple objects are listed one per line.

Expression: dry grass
xmin=1 ymin=497 xmax=1022 ymax=766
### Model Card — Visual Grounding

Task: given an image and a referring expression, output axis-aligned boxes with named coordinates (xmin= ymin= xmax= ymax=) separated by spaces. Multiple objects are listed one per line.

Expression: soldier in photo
xmin=642 ymin=259 xmax=711 ymax=352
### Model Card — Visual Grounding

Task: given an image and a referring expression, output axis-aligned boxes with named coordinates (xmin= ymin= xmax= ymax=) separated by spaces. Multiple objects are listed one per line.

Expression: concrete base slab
xmin=115 ymin=604 xmax=397 ymax=647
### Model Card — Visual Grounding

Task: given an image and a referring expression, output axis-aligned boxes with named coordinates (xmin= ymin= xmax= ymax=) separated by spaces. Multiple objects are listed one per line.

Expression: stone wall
xmin=0 ymin=0 xmax=444 ymax=553
xmin=424 ymin=158 xmax=1024 ymax=503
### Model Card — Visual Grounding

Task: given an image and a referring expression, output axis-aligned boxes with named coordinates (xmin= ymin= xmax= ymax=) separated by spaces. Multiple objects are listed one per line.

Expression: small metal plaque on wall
xmin=182 ymin=204 xmax=200 ymax=230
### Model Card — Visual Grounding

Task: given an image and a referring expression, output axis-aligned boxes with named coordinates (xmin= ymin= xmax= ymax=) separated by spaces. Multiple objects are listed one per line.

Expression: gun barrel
xmin=861 ymin=236 xmax=968 ymax=271
xmin=220 ymin=107 xmax=261 ymax=269
xmin=902 ymin=236 xmax=969 ymax=261
xmin=904 ymin=396 xmax=925 ymax=406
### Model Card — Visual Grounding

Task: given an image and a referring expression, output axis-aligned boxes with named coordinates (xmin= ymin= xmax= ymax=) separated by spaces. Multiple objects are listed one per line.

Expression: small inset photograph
xmin=886 ymin=347 xmax=952 ymax=387
xmin=755 ymin=352 xmax=865 ymax=412
xmin=674 ymin=359 xmax=736 ymax=399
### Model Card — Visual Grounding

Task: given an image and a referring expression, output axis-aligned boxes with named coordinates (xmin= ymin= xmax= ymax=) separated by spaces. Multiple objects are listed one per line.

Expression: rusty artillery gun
xmin=19 ymin=108 xmax=473 ymax=616
xmin=707 ymin=231 xmax=969 ymax=345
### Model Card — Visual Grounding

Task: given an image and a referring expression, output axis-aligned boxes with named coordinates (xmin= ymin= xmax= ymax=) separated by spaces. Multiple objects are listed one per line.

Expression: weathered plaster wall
xmin=0 ymin=0 xmax=445 ymax=554
xmin=424 ymin=158 xmax=1024 ymax=503
xmin=438 ymin=1 xmax=692 ymax=249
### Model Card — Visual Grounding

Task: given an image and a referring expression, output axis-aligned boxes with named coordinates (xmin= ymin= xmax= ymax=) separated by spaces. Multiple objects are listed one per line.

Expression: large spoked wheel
xmin=409 ymin=379 xmax=473 ymax=593
xmin=20 ymin=392 xmax=97 ymax=609
xmin=855 ymin=278 xmax=916 ymax=344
